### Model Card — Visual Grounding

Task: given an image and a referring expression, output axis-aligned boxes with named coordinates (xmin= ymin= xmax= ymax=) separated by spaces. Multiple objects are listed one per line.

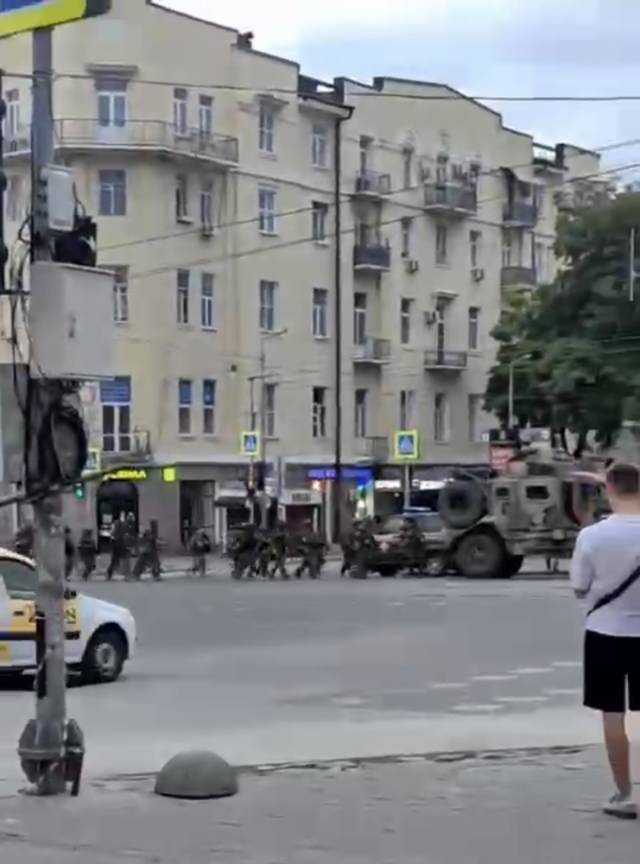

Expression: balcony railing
xmin=424 ymin=182 xmax=477 ymax=216
xmin=3 ymin=119 xmax=239 ymax=164
xmin=501 ymin=266 xmax=537 ymax=289
xmin=353 ymin=337 xmax=391 ymax=365
xmin=102 ymin=429 xmax=153 ymax=466
xmin=353 ymin=240 xmax=391 ymax=272
xmin=356 ymin=436 xmax=390 ymax=463
xmin=503 ymin=200 xmax=538 ymax=227
xmin=354 ymin=170 xmax=392 ymax=198
xmin=424 ymin=350 xmax=468 ymax=371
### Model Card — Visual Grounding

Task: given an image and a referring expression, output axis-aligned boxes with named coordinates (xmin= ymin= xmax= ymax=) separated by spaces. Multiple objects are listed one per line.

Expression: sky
xmin=163 ymin=0 xmax=640 ymax=175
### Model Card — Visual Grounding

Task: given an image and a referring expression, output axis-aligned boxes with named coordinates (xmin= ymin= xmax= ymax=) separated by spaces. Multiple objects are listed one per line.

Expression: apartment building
xmin=0 ymin=0 xmax=601 ymax=548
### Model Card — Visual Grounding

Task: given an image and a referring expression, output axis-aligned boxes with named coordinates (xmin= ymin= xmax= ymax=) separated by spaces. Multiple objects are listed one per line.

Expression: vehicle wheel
xmin=502 ymin=554 xmax=524 ymax=579
xmin=438 ymin=480 xmax=486 ymax=530
xmin=81 ymin=628 xmax=127 ymax=684
xmin=455 ymin=531 xmax=505 ymax=579
xmin=377 ymin=566 xmax=398 ymax=578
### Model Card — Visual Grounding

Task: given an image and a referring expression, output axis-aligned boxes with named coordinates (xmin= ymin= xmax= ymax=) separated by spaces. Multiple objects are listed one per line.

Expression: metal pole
xmin=507 ymin=360 xmax=515 ymax=430
xmin=332 ymin=116 xmax=344 ymax=544
xmin=29 ymin=27 xmax=68 ymax=795
xmin=630 ymin=227 xmax=636 ymax=302
xmin=403 ymin=463 xmax=411 ymax=510
xmin=259 ymin=340 xmax=268 ymax=528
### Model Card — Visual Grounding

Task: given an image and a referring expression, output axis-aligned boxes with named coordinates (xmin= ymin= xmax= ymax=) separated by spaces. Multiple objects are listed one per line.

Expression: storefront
xmin=279 ymin=488 xmax=322 ymax=535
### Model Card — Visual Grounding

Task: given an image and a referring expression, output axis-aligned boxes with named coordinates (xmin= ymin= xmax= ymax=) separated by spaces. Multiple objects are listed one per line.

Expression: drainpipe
xmin=333 ymin=113 xmax=345 ymax=544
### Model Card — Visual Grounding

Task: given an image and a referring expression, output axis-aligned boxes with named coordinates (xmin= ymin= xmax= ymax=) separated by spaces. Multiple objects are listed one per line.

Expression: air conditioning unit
xmin=405 ymin=258 xmax=420 ymax=274
xmin=424 ymin=310 xmax=437 ymax=327
xmin=472 ymin=267 xmax=485 ymax=283
xmin=201 ymin=224 xmax=215 ymax=238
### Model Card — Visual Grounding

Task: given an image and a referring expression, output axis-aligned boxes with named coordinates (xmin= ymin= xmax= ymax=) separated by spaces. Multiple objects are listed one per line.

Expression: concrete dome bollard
xmin=155 ymin=751 xmax=239 ymax=800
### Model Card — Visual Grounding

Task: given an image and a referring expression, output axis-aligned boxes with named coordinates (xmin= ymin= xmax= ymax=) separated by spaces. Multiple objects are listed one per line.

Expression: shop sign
xmin=374 ymin=479 xmax=402 ymax=492
xmin=307 ymin=467 xmax=372 ymax=483
xmin=103 ymin=468 xmax=148 ymax=482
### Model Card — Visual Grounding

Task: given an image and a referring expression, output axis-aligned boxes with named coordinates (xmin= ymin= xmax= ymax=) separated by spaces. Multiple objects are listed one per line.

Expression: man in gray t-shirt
xmin=570 ymin=462 xmax=640 ymax=819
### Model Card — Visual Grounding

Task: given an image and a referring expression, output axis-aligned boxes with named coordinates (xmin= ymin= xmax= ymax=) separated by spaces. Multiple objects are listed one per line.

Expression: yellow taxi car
xmin=0 ymin=548 xmax=136 ymax=684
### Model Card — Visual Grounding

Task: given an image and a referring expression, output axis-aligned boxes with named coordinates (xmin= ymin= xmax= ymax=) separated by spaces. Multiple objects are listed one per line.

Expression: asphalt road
xmin=1 ymin=561 xmax=630 ymax=785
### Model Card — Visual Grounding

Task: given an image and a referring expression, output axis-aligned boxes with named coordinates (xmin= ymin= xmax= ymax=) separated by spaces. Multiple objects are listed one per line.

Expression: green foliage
xmin=486 ymin=193 xmax=640 ymax=447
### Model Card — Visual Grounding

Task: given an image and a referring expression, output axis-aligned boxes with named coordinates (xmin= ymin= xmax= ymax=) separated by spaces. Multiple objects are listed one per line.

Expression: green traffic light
xmin=74 ymin=483 xmax=85 ymax=500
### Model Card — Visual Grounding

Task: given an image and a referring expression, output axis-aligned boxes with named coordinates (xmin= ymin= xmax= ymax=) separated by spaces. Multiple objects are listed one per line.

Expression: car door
xmin=0 ymin=557 xmax=38 ymax=668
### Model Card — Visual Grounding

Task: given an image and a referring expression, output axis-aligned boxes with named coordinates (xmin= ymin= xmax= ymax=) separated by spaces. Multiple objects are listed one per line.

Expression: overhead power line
xmin=7 ymin=68 xmax=640 ymax=103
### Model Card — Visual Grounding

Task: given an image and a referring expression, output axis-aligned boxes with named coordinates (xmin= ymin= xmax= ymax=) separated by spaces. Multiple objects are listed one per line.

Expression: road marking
xmin=544 ymin=688 xmax=582 ymax=696
xmin=330 ymin=696 xmax=367 ymax=707
xmin=495 ymin=696 xmax=549 ymax=704
xmin=429 ymin=682 xmax=468 ymax=691
xmin=452 ymin=703 xmax=503 ymax=713
xmin=388 ymin=601 xmax=405 ymax=607
xmin=471 ymin=674 xmax=518 ymax=683
xmin=551 ymin=661 xmax=582 ymax=669
xmin=509 ymin=667 xmax=553 ymax=675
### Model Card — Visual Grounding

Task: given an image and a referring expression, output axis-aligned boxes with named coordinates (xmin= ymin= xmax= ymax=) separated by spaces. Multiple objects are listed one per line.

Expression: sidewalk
xmin=1 ymin=746 xmax=637 ymax=864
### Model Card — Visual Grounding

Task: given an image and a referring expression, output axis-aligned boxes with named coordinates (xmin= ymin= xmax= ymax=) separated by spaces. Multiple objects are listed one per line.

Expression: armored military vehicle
xmin=437 ymin=453 xmax=609 ymax=579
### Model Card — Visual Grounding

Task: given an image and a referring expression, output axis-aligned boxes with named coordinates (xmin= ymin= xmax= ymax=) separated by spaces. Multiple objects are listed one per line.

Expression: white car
xmin=0 ymin=548 xmax=136 ymax=684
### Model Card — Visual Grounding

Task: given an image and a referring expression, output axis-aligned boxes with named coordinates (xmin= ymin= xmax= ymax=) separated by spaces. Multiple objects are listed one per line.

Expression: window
xmin=200 ymin=179 xmax=214 ymax=229
xmin=0 ymin=559 xmax=37 ymax=599
xmin=468 ymin=307 xmax=480 ymax=350
xmin=203 ymin=379 xmax=216 ymax=435
xmin=258 ymin=187 xmax=277 ymax=234
xmin=173 ymin=87 xmax=188 ymax=135
xmin=355 ymin=389 xmax=368 ymax=438
xmin=100 ymin=376 xmax=131 ymax=453
xmin=178 ymin=379 xmax=193 ymax=435
xmin=312 ymin=123 xmax=328 ymax=167
xmin=470 ymin=230 xmax=482 ymax=269
xmin=359 ymin=136 xmax=371 ymax=173
xmin=312 ymin=201 xmax=328 ymax=242
xmin=434 ymin=392 xmax=449 ymax=442
xmin=5 ymin=89 xmax=20 ymax=138
xmin=175 ymin=174 xmax=189 ymax=221
xmin=96 ymin=78 xmax=127 ymax=128
xmin=400 ymin=389 xmax=415 ymax=429
xmin=201 ymin=273 xmax=215 ymax=329
xmin=312 ymin=288 xmax=328 ymax=337
xmin=401 ymin=218 xmax=413 ymax=258
xmin=259 ymin=102 xmax=275 ymax=153
xmin=312 ymin=387 xmax=327 ymax=438
xmin=98 ymin=169 xmax=127 ymax=216
xmin=403 ymin=147 xmax=414 ymax=188
xmin=400 ymin=298 xmax=412 ymax=345
xmin=265 ymin=383 xmax=277 ymax=437
xmin=177 ymin=269 xmax=190 ymax=324
xmin=112 ymin=266 xmax=129 ymax=323
xmin=468 ymin=394 xmax=483 ymax=442
xmin=436 ymin=224 xmax=448 ymax=265
xmin=198 ymin=95 xmax=213 ymax=138
xmin=259 ymin=280 xmax=277 ymax=331
xmin=353 ymin=292 xmax=367 ymax=345
xmin=502 ymin=230 xmax=513 ymax=267
xmin=6 ymin=175 xmax=22 ymax=222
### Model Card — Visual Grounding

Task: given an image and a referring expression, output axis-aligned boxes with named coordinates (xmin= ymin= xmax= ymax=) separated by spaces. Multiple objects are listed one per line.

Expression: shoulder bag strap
xmin=589 ymin=563 xmax=640 ymax=615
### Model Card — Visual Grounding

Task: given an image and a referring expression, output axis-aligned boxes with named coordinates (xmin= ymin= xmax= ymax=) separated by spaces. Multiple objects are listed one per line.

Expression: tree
xmin=485 ymin=193 xmax=640 ymax=449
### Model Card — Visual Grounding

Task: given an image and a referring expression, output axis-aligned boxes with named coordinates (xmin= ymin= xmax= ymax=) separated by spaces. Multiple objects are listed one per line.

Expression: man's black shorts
xmin=584 ymin=629 xmax=640 ymax=712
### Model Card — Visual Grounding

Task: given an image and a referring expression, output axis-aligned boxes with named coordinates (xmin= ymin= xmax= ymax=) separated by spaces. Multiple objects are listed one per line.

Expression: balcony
xmin=503 ymin=201 xmax=538 ymax=228
xmin=353 ymin=337 xmax=391 ymax=365
xmin=424 ymin=182 xmax=477 ymax=217
xmin=354 ymin=170 xmax=392 ymax=199
xmin=501 ymin=266 xmax=537 ymax=290
xmin=353 ymin=240 xmax=391 ymax=273
xmin=356 ymin=436 xmax=390 ymax=463
xmin=101 ymin=429 xmax=153 ymax=467
xmin=3 ymin=119 xmax=239 ymax=167
xmin=424 ymin=350 xmax=468 ymax=372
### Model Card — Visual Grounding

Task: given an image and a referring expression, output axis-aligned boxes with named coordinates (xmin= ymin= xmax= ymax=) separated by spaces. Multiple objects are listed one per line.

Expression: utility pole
xmin=630 ymin=227 xmax=638 ymax=302
xmin=333 ymin=115 xmax=344 ymax=544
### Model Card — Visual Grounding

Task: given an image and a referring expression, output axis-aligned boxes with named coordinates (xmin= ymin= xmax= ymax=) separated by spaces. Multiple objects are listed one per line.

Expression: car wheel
xmin=82 ymin=628 xmax=127 ymax=684
xmin=502 ymin=554 xmax=524 ymax=579
xmin=377 ymin=566 xmax=398 ymax=578
xmin=455 ymin=531 xmax=505 ymax=579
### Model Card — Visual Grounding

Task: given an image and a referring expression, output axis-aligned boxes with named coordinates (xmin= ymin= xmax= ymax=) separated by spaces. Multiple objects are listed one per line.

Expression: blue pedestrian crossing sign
xmin=394 ymin=429 xmax=419 ymax=461
xmin=241 ymin=431 xmax=260 ymax=457
xmin=0 ymin=0 xmax=111 ymax=39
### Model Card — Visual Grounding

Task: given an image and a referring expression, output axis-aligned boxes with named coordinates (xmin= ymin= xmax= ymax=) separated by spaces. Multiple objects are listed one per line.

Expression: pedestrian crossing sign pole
xmin=241 ymin=431 xmax=260 ymax=457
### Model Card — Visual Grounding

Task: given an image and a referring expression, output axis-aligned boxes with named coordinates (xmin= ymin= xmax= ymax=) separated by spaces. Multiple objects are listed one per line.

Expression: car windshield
xmin=0 ymin=558 xmax=37 ymax=599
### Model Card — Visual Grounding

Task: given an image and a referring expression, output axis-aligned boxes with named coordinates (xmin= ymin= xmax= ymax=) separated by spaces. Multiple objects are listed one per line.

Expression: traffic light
xmin=73 ymin=483 xmax=86 ymax=500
